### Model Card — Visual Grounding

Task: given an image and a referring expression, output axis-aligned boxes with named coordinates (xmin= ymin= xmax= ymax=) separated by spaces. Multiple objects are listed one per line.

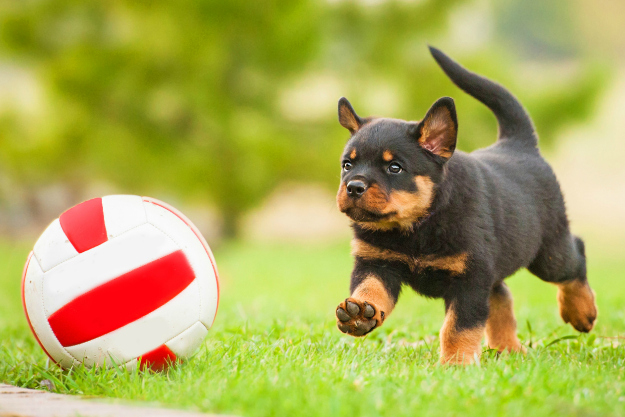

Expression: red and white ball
xmin=21 ymin=195 xmax=219 ymax=370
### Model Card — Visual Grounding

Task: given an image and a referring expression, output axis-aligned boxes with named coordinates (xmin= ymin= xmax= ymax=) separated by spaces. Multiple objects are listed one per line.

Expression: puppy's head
xmin=336 ymin=96 xmax=457 ymax=231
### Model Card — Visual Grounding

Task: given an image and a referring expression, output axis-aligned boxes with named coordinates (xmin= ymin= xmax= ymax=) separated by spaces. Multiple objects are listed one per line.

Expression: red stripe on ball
xmin=48 ymin=250 xmax=195 ymax=347
xmin=140 ymin=344 xmax=177 ymax=371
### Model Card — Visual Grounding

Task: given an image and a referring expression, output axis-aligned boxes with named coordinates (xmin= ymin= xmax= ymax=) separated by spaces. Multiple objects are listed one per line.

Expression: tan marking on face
xmin=440 ymin=308 xmax=484 ymax=365
xmin=351 ymin=275 xmax=396 ymax=320
xmin=350 ymin=149 xmax=357 ymax=159
xmin=382 ymin=150 xmax=393 ymax=162
xmin=556 ymin=280 xmax=597 ymax=333
xmin=419 ymin=252 xmax=468 ymax=276
xmin=338 ymin=176 xmax=434 ymax=231
xmin=485 ymin=284 xmax=525 ymax=353
xmin=355 ymin=175 xmax=434 ymax=231
xmin=336 ymin=182 xmax=350 ymax=212
xmin=355 ymin=182 xmax=386 ymax=213
xmin=351 ymin=239 xmax=468 ymax=276
xmin=337 ymin=180 xmax=389 ymax=216
xmin=383 ymin=175 xmax=434 ymax=223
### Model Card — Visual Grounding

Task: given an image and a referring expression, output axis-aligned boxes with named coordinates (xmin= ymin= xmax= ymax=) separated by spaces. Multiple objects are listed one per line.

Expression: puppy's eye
xmin=388 ymin=163 xmax=402 ymax=174
xmin=343 ymin=161 xmax=353 ymax=171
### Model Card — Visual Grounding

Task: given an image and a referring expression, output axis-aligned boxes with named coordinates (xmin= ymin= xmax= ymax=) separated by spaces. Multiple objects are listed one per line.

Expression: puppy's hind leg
xmin=485 ymin=282 xmax=525 ymax=353
xmin=528 ymin=234 xmax=597 ymax=333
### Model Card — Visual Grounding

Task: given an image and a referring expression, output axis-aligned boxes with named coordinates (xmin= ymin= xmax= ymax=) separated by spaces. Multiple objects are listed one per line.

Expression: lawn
xmin=1 ymin=234 xmax=625 ymax=417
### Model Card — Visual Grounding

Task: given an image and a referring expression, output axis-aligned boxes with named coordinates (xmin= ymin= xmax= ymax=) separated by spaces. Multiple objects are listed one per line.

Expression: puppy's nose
xmin=346 ymin=180 xmax=367 ymax=198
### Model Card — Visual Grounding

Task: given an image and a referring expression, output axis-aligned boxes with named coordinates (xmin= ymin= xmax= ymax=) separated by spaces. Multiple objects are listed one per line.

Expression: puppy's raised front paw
xmin=336 ymin=298 xmax=384 ymax=336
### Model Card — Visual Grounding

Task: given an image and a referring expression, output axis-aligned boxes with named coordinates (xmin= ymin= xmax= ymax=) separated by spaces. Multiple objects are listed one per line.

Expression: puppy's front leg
xmin=336 ymin=263 xmax=402 ymax=336
xmin=440 ymin=284 xmax=490 ymax=364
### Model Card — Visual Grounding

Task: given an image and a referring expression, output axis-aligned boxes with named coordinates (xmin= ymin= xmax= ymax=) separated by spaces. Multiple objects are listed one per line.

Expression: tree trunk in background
xmin=221 ymin=208 xmax=241 ymax=241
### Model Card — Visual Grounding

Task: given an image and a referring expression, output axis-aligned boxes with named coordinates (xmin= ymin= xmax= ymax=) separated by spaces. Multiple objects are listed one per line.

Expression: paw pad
xmin=336 ymin=298 xmax=382 ymax=336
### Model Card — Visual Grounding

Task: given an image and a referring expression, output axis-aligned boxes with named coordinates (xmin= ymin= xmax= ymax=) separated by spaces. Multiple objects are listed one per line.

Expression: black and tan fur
xmin=334 ymin=47 xmax=597 ymax=364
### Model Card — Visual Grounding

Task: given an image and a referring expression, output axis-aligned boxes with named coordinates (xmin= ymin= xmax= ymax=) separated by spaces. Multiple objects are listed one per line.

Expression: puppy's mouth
xmin=344 ymin=207 xmax=394 ymax=223
xmin=337 ymin=182 xmax=396 ymax=223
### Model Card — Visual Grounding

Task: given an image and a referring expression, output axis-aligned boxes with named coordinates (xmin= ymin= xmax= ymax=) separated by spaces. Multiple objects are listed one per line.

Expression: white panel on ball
xmin=102 ymin=195 xmax=147 ymax=239
xmin=22 ymin=254 xmax=80 ymax=368
xmin=124 ymin=358 xmax=138 ymax=371
xmin=143 ymin=199 xmax=219 ymax=329
xmin=33 ymin=219 xmax=79 ymax=273
xmin=165 ymin=321 xmax=209 ymax=358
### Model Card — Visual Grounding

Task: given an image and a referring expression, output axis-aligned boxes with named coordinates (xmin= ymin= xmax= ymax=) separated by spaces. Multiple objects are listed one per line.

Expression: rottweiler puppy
xmin=334 ymin=47 xmax=597 ymax=364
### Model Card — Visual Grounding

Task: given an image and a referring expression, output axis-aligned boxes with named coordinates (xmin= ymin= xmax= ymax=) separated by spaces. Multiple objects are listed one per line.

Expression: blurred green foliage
xmin=0 ymin=0 xmax=607 ymax=236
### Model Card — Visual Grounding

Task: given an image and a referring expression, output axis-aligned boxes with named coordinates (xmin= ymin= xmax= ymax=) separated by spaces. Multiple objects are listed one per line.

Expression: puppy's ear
xmin=338 ymin=97 xmax=362 ymax=134
xmin=413 ymin=97 xmax=458 ymax=160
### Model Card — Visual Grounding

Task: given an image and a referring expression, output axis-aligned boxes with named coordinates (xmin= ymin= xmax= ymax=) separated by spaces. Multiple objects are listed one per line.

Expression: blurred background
xmin=2 ymin=3 xmax=625 ymax=411
xmin=0 ymin=0 xmax=623 ymax=249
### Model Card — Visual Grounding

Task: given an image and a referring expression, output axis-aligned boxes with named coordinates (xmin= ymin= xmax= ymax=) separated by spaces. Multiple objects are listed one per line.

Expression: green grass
xmin=1 ymin=236 xmax=625 ymax=416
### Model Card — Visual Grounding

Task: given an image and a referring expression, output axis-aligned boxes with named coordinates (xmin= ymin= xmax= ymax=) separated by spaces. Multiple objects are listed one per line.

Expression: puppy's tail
xmin=429 ymin=46 xmax=537 ymax=146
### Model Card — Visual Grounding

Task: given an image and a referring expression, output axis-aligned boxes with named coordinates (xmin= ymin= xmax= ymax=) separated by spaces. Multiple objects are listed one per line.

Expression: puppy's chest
xmin=352 ymin=235 xmax=469 ymax=297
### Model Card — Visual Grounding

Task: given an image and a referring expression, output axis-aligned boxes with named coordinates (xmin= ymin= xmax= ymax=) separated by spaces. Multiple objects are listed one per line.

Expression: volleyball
xmin=21 ymin=195 xmax=219 ymax=370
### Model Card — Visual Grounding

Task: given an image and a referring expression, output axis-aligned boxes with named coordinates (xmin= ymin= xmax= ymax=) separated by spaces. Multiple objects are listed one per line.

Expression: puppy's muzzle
xmin=346 ymin=180 xmax=367 ymax=198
